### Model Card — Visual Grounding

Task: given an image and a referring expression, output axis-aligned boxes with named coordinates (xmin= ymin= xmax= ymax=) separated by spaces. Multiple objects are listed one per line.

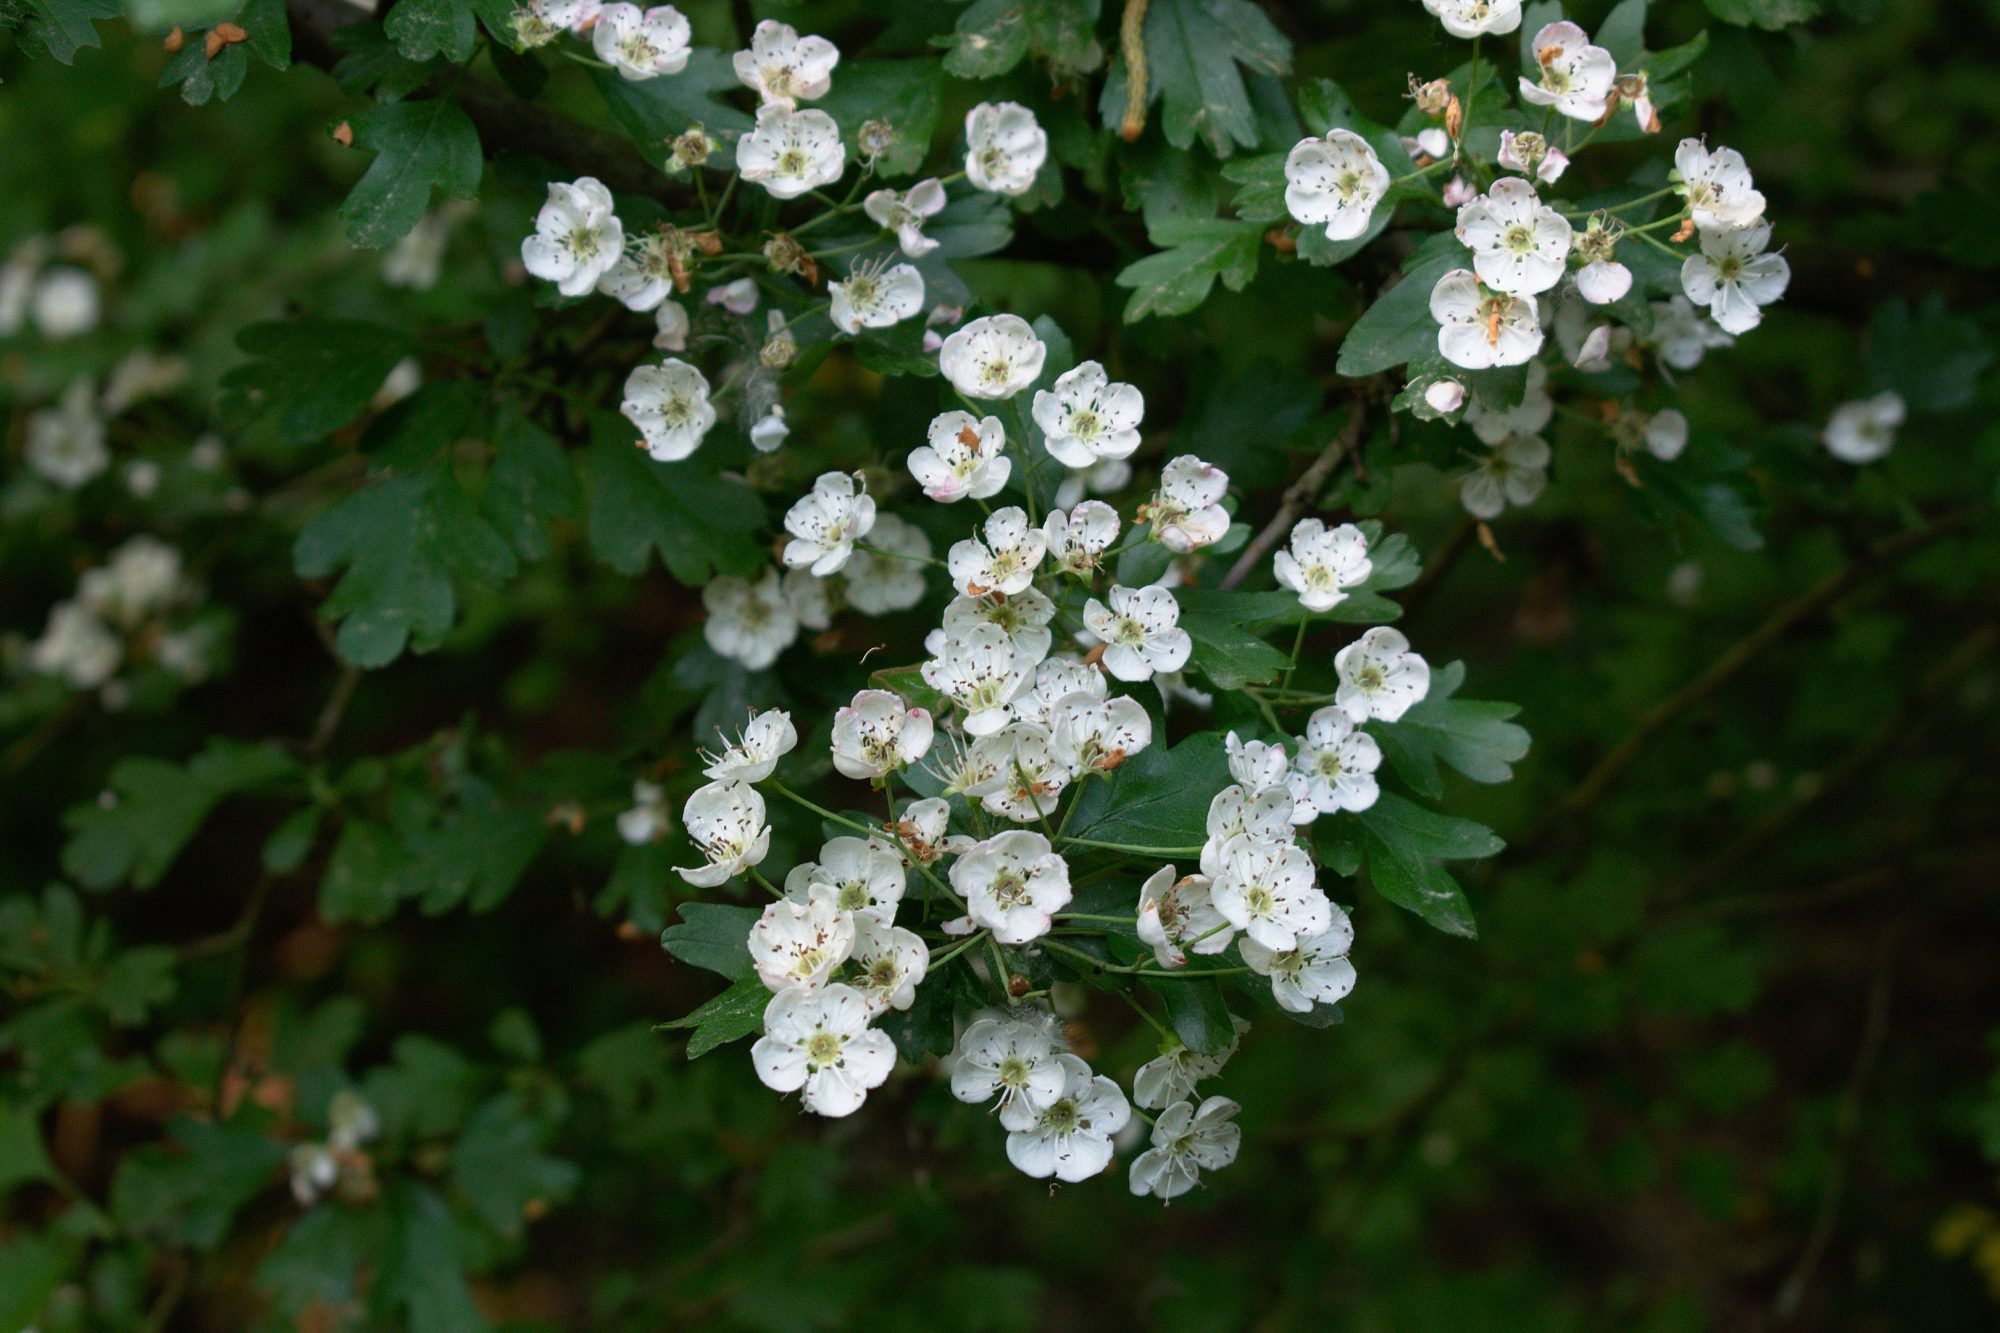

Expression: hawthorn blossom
xmin=1273 ymin=518 xmax=1372 ymax=613
xmin=28 ymin=603 xmax=120 ymax=689
xmin=1498 ymin=130 xmax=1567 ymax=184
xmin=847 ymin=918 xmax=928 ymax=1013
xmin=942 ymin=589 xmax=1054 ymax=663
xmin=1425 ymin=379 xmax=1467 ymax=414
xmin=951 ymin=830 xmax=1072 ymax=944
xmin=864 ymin=178 xmax=948 ymax=257
xmin=1017 ymin=656 xmax=1107 ymax=730
xmin=939 ymin=314 xmax=1047 ymax=401
xmin=1293 ymin=707 xmax=1383 ymax=813
xmin=1430 ymin=268 xmax=1544 ymax=370
xmin=31 ymin=267 xmax=98 ymax=338
xmin=1573 ymin=217 xmax=1632 ymax=305
xmin=910 ymin=410 xmax=1011 ymax=503
xmin=1674 ymin=139 xmax=1766 ymax=232
xmin=892 ymin=797 xmax=974 ymax=866
xmin=26 ymin=379 xmax=109 ymax=489
xmin=749 ymin=885 xmax=856 ymax=991
xmin=783 ymin=568 xmax=832 ymax=631
xmin=1199 ymin=784 xmax=1295 ymax=877
xmin=1211 ymin=837 xmax=1331 ymax=953
xmin=1518 ymin=21 xmax=1614 ymax=121
xmin=676 ymin=780 xmax=771 ymax=886
xmin=732 ymin=19 xmax=839 ymax=108
xmin=1044 ymin=502 xmax=1120 ymax=578
xmin=1224 ymin=732 xmax=1298 ymax=808
xmin=1004 ymin=1053 xmax=1130 ymax=1182
xmin=1240 ymin=912 xmax=1357 ymax=1014
xmin=965 ymin=101 xmax=1048 ymax=197
xmin=1051 ymin=693 xmax=1152 ymax=775
xmin=736 ymin=105 xmax=844 ymax=200
xmin=829 ymin=690 xmax=934 ymax=781
xmin=708 ymin=277 xmax=760 ymax=315
xmin=1135 ymin=866 xmax=1234 ymax=969
xmin=1146 ymin=456 xmax=1231 ymax=553
xmin=752 ymin=984 xmax=894 ymax=1118
xmin=616 ymin=780 xmax=671 ymax=845
xmin=1283 ymin=129 xmax=1390 ymax=242
xmin=948 ymin=506 xmax=1047 ymax=597
xmin=591 ymin=4 xmax=692 ymax=80
xmin=782 ymin=472 xmax=876 ymax=577
xmin=922 ymin=624 xmax=1034 ymax=736
xmin=702 ymin=568 xmax=797 ymax=670
xmin=843 ymin=513 xmax=931 ymax=615
xmin=1641 ymin=409 xmax=1689 ymax=461
xmin=701 ymin=709 xmax=797 ymax=783
xmin=969 ymin=725 xmax=1069 ymax=823
xmin=622 ymin=358 xmax=716 ymax=461
xmin=1082 ymin=585 xmax=1192 ymax=682
xmin=1680 ymin=222 xmax=1790 ymax=335
xmin=1456 ymin=178 xmax=1571 ymax=296
xmin=1647 ymin=295 xmax=1734 ymax=371
xmin=1129 ymin=1096 xmax=1243 ymax=1200
xmin=1033 ymin=360 xmax=1145 ymax=468
xmin=829 ymin=259 xmax=925 ymax=335
xmin=1461 ymin=432 xmax=1551 ymax=519
xmin=1823 ymin=391 xmax=1905 ymax=464
xmin=1423 ymin=0 xmax=1521 ymax=39
xmin=597 ymin=231 xmax=680 ymax=310
xmin=750 ymin=406 xmax=789 ymax=453
xmin=1334 ymin=627 xmax=1431 ymax=723
xmin=1133 ymin=1018 xmax=1246 ymax=1109
xmin=784 ymin=837 xmax=906 ymax=925
xmin=653 ymin=299 xmax=689 ymax=351
xmin=522 ymin=178 xmax=623 ymax=297
xmin=1467 ymin=361 xmax=1553 ymax=445
xmin=951 ymin=1015 xmax=1067 ymax=1117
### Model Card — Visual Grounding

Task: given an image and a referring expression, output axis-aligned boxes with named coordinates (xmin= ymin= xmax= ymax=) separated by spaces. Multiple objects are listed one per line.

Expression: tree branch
xmin=1219 ymin=400 xmax=1367 ymax=591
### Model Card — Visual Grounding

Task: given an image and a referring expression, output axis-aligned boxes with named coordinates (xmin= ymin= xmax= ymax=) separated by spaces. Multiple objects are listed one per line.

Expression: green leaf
xmin=362 ymin=1036 xmax=482 ymax=1141
xmin=160 ymin=40 xmax=248 ymax=105
xmin=482 ymin=406 xmax=581 ymax=559
xmin=0 ymin=1235 xmax=68 ymax=1333
xmin=0 ymin=1106 xmax=58 ymax=1196
xmin=295 ymin=465 xmax=520 ymax=668
xmin=591 ymin=51 xmax=753 ymax=169
xmin=660 ymin=902 xmax=760 ymax=982
xmin=659 ymin=978 xmax=770 ymax=1059
xmin=359 ymin=380 xmax=482 ymax=471
xmin=1180 ymin=604 xmax=1292 ymax=690
xmin=385 ymin=0 xmax=476 ymax=62
xmin=1335 ymin=231 xmax=1464 ymax=377
xmin=339 ymin=98 xmax=482 ymax=250
xmin=410 ymin=801 xmax=548 ymax=915
xmin=584 ymin=412 xmax=767 ymax=584
xmin=817 ymin=61 xmax=942 ymax=176
xmin=877 ymin=976 xmax=956 ymax=1062
xmin=1116 ymin=216 xmax=1263 ymax=322
xmin=869 ymin=663 xmax=948 ymax=716
xmin=1100 ymin=0 xmax=1292 ymax=157
xmin=449 ymin=1092 xmax=579 ymax=1237
xmin=23 ymin=0 xmax=121 ymax=63
xmin=97 ymin=946 xmax=177 ymax=1026
xmin=1595 ymin=0 xmax=1649 ymax=66
xmin=1865 ymin=295 xmax=1994 ymax=412
xmin=111 ymin=1113 xmax=290 ymax=1248
xmin=1351 ymin=793 xmax=1501 ymax=938
xmin=1701 ymin=0 xmax=1821 ymax=29
xmin=1062 ymin=733 xmax=1229 ymax=852
xmin=1372 ymin=660 xmax=1531 ymax=797
xmin=940 ymin=0 xmax=1030 ymax=78
xmin=221 ymin=316 xmax=413 ymax=444
xmin=239 ymin=0 xmax=292 ymax=68
xmin=319 ymin=819 xmax=419 ymax=925
xmin=257 ymin=1202 xmax=384 ymax=1323
xmin=1359 ymin=792 xmax=1504 ymax=861
xmin=61 ymin=740 xmax=299 ymax=891
xmin=370 ymin=1182 xmax=489 ymax=1333
xmin=1222 ymin=152 xmax=1287 ymax=223
xmin=1147 ymin=976 xmax=1235 ymax=1054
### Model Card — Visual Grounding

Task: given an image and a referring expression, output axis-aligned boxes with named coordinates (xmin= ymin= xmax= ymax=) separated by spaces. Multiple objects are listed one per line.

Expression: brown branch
xmin=1219 ymin=400 xmax=1367 ymax=591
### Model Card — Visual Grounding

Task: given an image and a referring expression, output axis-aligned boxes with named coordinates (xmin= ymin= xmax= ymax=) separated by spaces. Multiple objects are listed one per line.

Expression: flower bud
xmin=670 ymin=125 xmax=715 ymax=172
xmin=1424 ymin=379 xmax=1466 ymax=413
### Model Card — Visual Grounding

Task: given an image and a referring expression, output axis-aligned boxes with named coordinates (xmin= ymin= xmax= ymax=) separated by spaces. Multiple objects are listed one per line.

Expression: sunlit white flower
xmin=785 ymin=836 xmax=907 ymax=927
xmin=675 ymin=779 xmax=771 ymax=886
xmin=864 ymin=178 xmax=948 ymax=257
xmin=1823 ymin=391 xmax=1905 ymax=464
xmin=968 ymin=724 xmax=1069 ymax=823
xmin=733 ymin=19 xmax=839 ymax=108
xmin=1497 ymin=130 xmax=1567 ymax=184
xmin=1641 ymin=408 xmax=1689 ymax=461
xmin=1130 ymin=1096 xmax=1242 ymax=1200
xmin=944 ymin=589 xmax=1054 ymax=665
xmin=1082 ymin=585 xmax=1191 ymax=682
xmin=522 ymin=177 xmax=623 ymax=297
xmin=951 ymin=1015 xmax=1067 ymax=1116
xmin=1292 ymin=707 xmax=1383 ymax=813
xmin=1004 ymin=1053 xmax=1130 ymax=1182
xmin=830 ymin=689 xmax=934 ymax=780
xmin=939 ymin=314 xmax=1047 ymax=400
xmin=1044 ymin=502 xmax=1120 ymax=578
xmin=1674 ymin=139 xmax=1766 ymax=232
xmin=830 ymin=258 xmax=925 ymax=335
xmin=1051 ymin=693 xmax=1152 ymax=775
xmin=622 ymin=357 xmax=716 ymax=461
xmin=1240 ymin=910 xmax=1356 ymax=1014
xmin=892 ymin=797 xmax=974 ymax=867
xmin=952 ymin=829 xmax=1071 ymax=943
xmin=1033 ymin=360 xmax=1144 ymax=468
xmin=1212 ymin=837 xmax=1330 ymax=953
xmin=1273 ymin=518 xmax=1371 ymax=613
xmin=922 ymin=623 xmax=1034 ymax=736
xmin=616 ymin=780 xmax=671 ymax=844
xmin=848 ymin=917 xmax=928 ymax=1013
xmin=700 ymin=709 xmax=797 ymax=784
xmin=1647 ymin=294 xmax=1734 ymax=371
xmin=750 ymin=884 xmax=856 ymax=991
xmin=702 ymin=568 xmax=798 ymax=670
xmin=592 ymin=3 xmax=692 ymax=80
xmin=1518 ymin=20 xmax=1614 ymax=121
xmin=1431 ymin=268 xmax=1544 ymax=369
xmin=288 ymin=1143 xmax=337 ymax=1206
xmin=653 ymin=299 xmax=689 ymax=351
xmin=781 ymin=472 xmax=875 ymax=577
xmin=1135 ymin=866 xmax=1234 ymax=969
xmin=1199 ymin=784 xmax=1295 ymax=877
xmin=1334 ymin=626 xmax=1430 ymax=723
xmin=965 ymin=101 xmax=1048 ymax=197
xmin=1461 ymin=432 xmax=1550 ymax=519
xmin=1423 ymin=0 xmax=1521 ymax=39
xmin=752 ymin=984 xmax=894 ymax=1117
xmin=948 ymin=505 xmax=1047 ymax=597
xmin=1404 ymin=127 xmax=1451 ymax=161
xmin=736 ymin=104 xmax=845 ymax=200
xmin=1456 ymin=178 xmax=1571 ymax=296
xmin=1680 ymin=222 xmax=1790 ymax=335
xmin=1145 ymin=456 xmax=1231 ymax=553
xmin=1016 ymin=656 xmax=1107 ymax=731
xmin=28 ymin=602 xmax=120 ymax=689
xmin=25 ymin=379 xmax=108 ymax=489
xmin=1284 ymin=129 xmax=1390 ymax=242
xmin=910 ymin=410 xmax=1011 ymax=503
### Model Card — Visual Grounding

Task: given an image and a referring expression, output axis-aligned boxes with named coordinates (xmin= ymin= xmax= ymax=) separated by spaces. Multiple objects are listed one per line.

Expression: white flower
xmin=1680 ymin=222 xmax=1790 ymax=335
xmin=1211 ymin=837 xmax=1331 ymax=952
xmin=1642 ymin=409 xmax=1689 ymax=461
xmin=922 ymin=624 xmax=1034 ymax=736
xmin=830 ymin=258 xmax=925 ymax=335
xmin=1146 ymin=456 xmax=1231 ymax=553
xmin=1240 ymin=911 xmax=1357 ymax=1013
xmin=968 ymin=725 xmax=1069 ymax=823
xmin=864 ymin=179 xmax=948 ymax=258
xmin=1135 ymin=866 xmax=1233 ymax=969
xmin=1674 ymin=138 xmax=1766 ymax=232
xmin=965 ymin=101 xmax=1047 ymax=197
xmin=31 ymin=266 xmax=99 ymax=338
xmin=288 ymin=1143 xmax=338 ymax=1205
xmin=1334 ymin=626 xmax=1430 ymax=723
xmin=622 ymin=358 xmax=716 ymax=461
xmin=782 ymin=471 xmax=876 ymax=576
xmin=890 ymin=797 xmax=970 ymax=868
xmin=1293 ymin=708 xmax=1383 ymax=813
xmin=783 ymin=568 xmax=832 ymax=631
xmin=702 ymin=568 xmax=798 ymax=670
xmin=1283 ymin=129 xmax=1390 ymax=242
xmin=1044 ymin=502 xmax=1120 ymax=579
xmin=750 ymin=405 xmax=790 ymax=453
xmin=1455 ymin=178 xmax=1571 ymax=296
xmin=1033 ymin=360 xmax=1144 ymax=468
xmin=1426 ymin=379 xmax=1468 ymax=414
xmin=1133 ymin=1018 xmax=1246 ymax=1109
xmin=1051 ymin=693 xmax=1152 ymax=775
xmin=29 ymin=602 xmax=120 ymax=689
xmin=1199 ymin=784 xmax=1295 ymax=877
xmin=617 ymin=779 xmax=672 ymax=844
xmin=78 ymin=536 xmax=184 ymax=628
xmin=1647 ymin=295 xmax=1734 ymax=371
xmin=1224 ymin=731 xmax=1300 ymax=811
xmin=1017 ymin=656 xmax=1107 ymax=730
xmin=1272 ymin=518 xmax=1371 ymax=613
xmin=1464 ymin=363 xmax=1553 ymax=449
xmin=597 ymin=231 xmax=679 ymax=311
xmin=785 ymin=836 xmax=906 ymax=926
xmin=1004 ymin=1053 xmax=1130 ymax=1182
xmin=1053 ymin=457 xmax=1133 ymax=509
xmin=1577 ymin=256 xmax=1632 ymax=305
xmin=828 ymin=689 xmax=935 ymax=781
xmin=1422 ymin=0 xmax=1521 ymax=39
xmin=700 ymin=709 xmax=797 ymax=783
xmin=1461 ymin=432 xmax=1551 ymax=519
xmin=939 ymin=314 xmax=1047 ymax=401
xmin=653 ymin=299 xmax=689 ymax=351
xmin=1824 ymin=391 xmax=1905 ymax=464
xmin=675 ymin=780 xmax=771 ymax=887
xmin=736 ymin=105 xmax=845 ymax=200
xmin=752 ymin=984 xmax=894 ymax=1117
xmin=1518 ymin=20 xmax=1614 ymax=121
xmin=749 ymin=884 xmax=856 ymax=991
xmin=732 ymin=19 xmax=839 ymax=108
xmin=842 ymin=513 xmax=931 ymax=615
xmin=1497 ymin=130 xmax=1568 ymax=184
xmin=591 ymin=3 xmax=691 ymax=80
xmin=910 ymin=410 xmax=1011 ymax=503
xmin=522 ymin=178 xmax=622 ymax=297
xmin=948 ymin=505 xmax=1047 ymax=597
xmin=1082 ymin=585 xmax=1191 ymax=682
xmin=1130 ymin=1096 xmax=1242 ymax=1200
xmin=950 ymin=1015 xmax=1067 ymax=1116
xmin=951 ymin=830 xmax=1071 ymax=943
xmin=1431 ymin=268 xmax=1544 ymax=370
xmin=25 ymin=379 xmax=108 ymax=489
xmin=847 ymin=917 xmax=928 ymax=1013
xmin=943 ymin=589 xmax=1055 ymax=664
xmin=708 ymin=277 xmax=760 ymax=315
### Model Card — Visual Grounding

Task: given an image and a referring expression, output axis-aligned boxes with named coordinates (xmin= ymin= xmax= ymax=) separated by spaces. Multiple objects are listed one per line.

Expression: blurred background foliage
xmin=3 ymin=0 xmax=1999 ymax=1329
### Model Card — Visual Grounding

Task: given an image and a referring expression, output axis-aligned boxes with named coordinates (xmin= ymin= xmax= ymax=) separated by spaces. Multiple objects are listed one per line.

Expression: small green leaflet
xmin=1180 ymin=605 xmax=1292 ymax=690
xmin=222 ymin=317 xmax=413 ymax=443
xmin=339 ymin=98 xmax=483 ymax=250
xmin=1061 ymin=733 xmax=1229 ymax=852
xmin=1116 ymin=217 xmax=1263 ymax=322
xmin=585 ymin=412 xmax=768 ymax=586
xmin=448 ymin=1093 xmax=580 ymax=1236
xmin=1146 ymin=975 xmax=1237 ymax=1054
xmin=1099 ymin=0 xmax=1292 ymax=157
xmin=1353 ymin=793 xmax=1504 ymax=939
xmin=659 ymin=978 xmax=770 ymax=1059
xmin=1336 ymin=231 xmax=1466 ymax=377
xmin=660 ymin=902 xmax=760 ymax=982
xmin=61 ymin=740 xmax=299 ymax=891
xmin=482 ymin=406 xmax=582 ymax=560
xmin=939 ymin=0 xmax=1029 ymax=78
xmin=817 ymin=61 xmax=942 ymax=176
xmin=21 ymin=0 xmax=121 ymax=63
xmin=1372 ymin=660 xmax=1532 ymax=798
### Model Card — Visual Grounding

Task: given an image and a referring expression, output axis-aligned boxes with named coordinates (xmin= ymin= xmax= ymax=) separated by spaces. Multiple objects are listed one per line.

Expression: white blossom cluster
xmin=16 ymin=535 xmax=213 ymax=700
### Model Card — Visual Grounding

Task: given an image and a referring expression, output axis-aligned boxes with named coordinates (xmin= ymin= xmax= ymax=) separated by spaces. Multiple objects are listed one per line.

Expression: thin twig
xmin=1220 ymin=401 xmax=1368 ymax=591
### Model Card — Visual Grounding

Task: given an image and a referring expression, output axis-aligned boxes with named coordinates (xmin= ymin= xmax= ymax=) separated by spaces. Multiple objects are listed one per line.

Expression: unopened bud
xmin=1443 ymin=95 xmax=1464 ymax=140
xmin=1424 ymin=379 xmax=1466 ymax=413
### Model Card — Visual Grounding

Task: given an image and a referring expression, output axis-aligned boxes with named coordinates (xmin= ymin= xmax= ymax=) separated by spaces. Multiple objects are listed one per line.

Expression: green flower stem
xmin=767 ymin=780 xmax=875 ymax=837
xmin=928 ymin=931 xmax=988 ymax=968
xmin=1280 ymin=613 xmax=1310 ymax=695
xmin=1115 ymin=986 xmax=1176 ymax=1041
xmin=1061 ymin=838 xmax=1206 ymax=857
xmin=1054 ymin=912 xmax=1139 ymax=925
